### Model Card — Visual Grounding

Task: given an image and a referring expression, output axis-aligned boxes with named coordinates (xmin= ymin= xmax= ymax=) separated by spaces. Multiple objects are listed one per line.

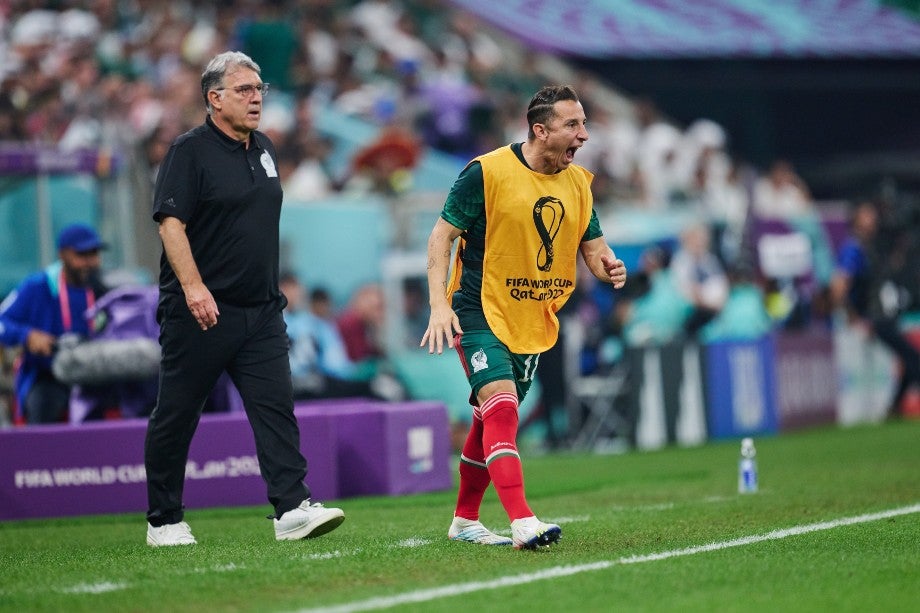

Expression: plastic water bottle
xmin=738 ymin=437 xmax=758 ymax=494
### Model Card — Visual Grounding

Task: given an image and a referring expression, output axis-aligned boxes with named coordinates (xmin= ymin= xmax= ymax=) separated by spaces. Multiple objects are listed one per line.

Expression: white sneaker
xmin=274 ymin=500 xmax=345 ymax=541
xmin=511 ymin=516 xmax=561 ymax=550
xmin=448 ymin=517 xmax=513 ymax=545
xmin=147 ymin=521 xmax=197 ymax=547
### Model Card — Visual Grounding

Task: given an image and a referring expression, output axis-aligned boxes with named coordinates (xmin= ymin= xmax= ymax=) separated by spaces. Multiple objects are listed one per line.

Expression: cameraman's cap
xmin=57 ymin=223 xmax=107 ymax=252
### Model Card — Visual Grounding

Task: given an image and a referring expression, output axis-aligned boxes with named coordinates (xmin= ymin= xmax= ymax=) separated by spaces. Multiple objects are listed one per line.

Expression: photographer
xmin=831 ymin=200 xmax=920 ymax=418
xmin=0 ymin=224 xmax=107 ymax=424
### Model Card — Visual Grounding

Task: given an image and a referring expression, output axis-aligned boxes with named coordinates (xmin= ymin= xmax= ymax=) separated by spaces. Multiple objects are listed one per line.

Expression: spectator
xmin=578 ymin=104 xmax=642 ymax=203
xmin=0 ymin=223 xmax=107 ymax=424
xmin=831 ymin=200 xmax=920 ymax=419
xmin=309 ymin=286 xmax=335 ymax=321
xmin=337 ymin=283 xmax=386 ymax=370
xmin=416 ymin=47 xmax=482 ymax=156
xmin=401 ymin=277 xmax=430 ymax=350
xmin=279 ymin=272 xmax=377 ymax=400
xmin=279 ymin=101 xmax=336 ymax=201
xmin=342 ymin=122 xmax=423 ymax=195
xmin=751 ymin=159 xmax=812 ymax=220
xmin=334 ymin=283 xmax=407 ymax=401
xmin=616 ymin=245 xmax=690 ymax=348
xmin=669 ymin=223 xmax=730 ymax=336
xmin=700 ymin=157 xmax=750 ymax=263
xmin=698 ymin=265 xmax=773 ymax=344
xmin=279 ymin=138 xmax=336 ymax=202
xmin=631 ymin=98 xmax=692 ymax=208
xmin=239 ymin=1 xmax=301 ymax=93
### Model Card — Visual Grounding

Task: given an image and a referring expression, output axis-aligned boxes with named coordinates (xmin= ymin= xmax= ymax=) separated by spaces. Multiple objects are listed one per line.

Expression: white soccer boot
xmin=510 ymin=516 xmax=561 ymax=550
xmin=147 ymin=521 xmax=197 ymax=547
xmin=448 ymin=516 xmax=513 ymax=545
xmin=274 ymin=500 xmax=345 ymax=541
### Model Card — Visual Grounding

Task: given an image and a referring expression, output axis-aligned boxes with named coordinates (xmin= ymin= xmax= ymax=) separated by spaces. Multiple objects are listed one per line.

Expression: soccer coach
xmin=144 ymin=51 xmax=344 ymax=547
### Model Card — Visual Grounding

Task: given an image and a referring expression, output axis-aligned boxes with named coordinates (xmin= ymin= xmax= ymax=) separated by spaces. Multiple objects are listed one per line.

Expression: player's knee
xmin=481 ymin=396 xmax=518 ymax=429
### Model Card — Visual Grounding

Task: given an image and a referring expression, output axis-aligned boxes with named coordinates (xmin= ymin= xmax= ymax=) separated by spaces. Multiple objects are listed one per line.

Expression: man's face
xmin=60 ymin=248 xmax=101 ymax=286
xmin=854 ymin=204 xmax=878 ymax=239
xmin=211 ymin=67 xmax=264 ymax=141
xmin=542 ymin=99 xmax=589 ymax=171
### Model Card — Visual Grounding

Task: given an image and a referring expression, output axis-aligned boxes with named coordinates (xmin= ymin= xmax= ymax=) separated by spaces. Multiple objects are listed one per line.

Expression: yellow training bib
xmin=473 ymin=146 xmax=594 ymax=353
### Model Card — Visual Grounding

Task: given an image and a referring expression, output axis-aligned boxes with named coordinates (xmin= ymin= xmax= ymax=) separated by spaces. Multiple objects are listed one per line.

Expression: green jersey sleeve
xmin=584 ymin=208 xmax=603 ymax=242
xmin=441 ymin=161 xmax=485 ymax=231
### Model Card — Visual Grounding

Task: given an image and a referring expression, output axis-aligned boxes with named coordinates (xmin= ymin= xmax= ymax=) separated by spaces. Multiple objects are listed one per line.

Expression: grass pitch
xmin=1 ymin=420 xmax=918 ymax=612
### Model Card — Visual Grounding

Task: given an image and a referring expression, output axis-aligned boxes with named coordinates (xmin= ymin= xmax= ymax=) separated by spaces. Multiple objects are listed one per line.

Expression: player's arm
xmin=580 ymin=236 xmax=627 ymax=289
xmin=420 ymin=217 xmax=464 ymax=354
xmin=158 ymin=216 xmax=219 ymax=330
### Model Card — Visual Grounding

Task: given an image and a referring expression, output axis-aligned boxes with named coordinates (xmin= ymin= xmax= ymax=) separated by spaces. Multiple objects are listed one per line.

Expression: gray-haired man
xmin=144 ymin=51 xmax=344 ymax=546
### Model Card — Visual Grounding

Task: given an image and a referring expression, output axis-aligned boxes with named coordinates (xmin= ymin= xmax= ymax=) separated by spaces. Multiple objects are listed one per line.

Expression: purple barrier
xmin=0 ymin=144 xmax=121 ymax=177
xmin=296 ymin=400 xmax=453 ymax=498
xmin=774 ymin=326 xmax=837 ymax=430
xmin=0 ymin=410 xmax=338 ymax=521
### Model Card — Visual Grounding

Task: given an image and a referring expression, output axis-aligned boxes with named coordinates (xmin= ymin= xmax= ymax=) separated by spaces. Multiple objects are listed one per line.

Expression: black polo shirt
xmin=153 ymin=115 xmax=284 ymax=307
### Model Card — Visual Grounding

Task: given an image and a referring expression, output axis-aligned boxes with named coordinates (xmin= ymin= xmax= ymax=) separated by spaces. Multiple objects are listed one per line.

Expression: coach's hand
xmin=185 ymin=282 xmax=219 ymax=330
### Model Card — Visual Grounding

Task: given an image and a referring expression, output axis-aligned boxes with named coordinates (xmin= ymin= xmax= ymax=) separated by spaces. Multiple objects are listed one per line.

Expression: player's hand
xmin=184 ymin=282 xmax=219 ymax=330
xmin=420 ymin=303 xmax=463 ymax=354
xmin=602 ymin=254 xmax=627 ymax=289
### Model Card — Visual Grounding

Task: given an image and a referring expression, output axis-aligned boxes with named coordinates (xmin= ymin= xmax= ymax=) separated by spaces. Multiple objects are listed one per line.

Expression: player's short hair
xmin=526 ymin=85 xmax=580 ymax=140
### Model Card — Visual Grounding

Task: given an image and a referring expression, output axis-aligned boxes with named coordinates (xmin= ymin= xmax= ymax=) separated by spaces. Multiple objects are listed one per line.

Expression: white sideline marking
xmin=59 ymin=581 xmax=128 ymax=594
xmin=192 ymin=562 xmax=245 ymax=574
xmin=297 ymin=503 xmax=920 ymax=613
xmin=609 ymin=496 xmax=730 ymax=514
xmin=547 ymin=515 xmax=591 ymax=523
xmin=301 ymin=550 xmax=356 ymax=561
xmin=396 ymin=538 xmax=431 ymax=548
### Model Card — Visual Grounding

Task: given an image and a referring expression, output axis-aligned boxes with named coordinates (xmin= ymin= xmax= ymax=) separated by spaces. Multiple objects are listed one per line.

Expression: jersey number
xmin=518 ymin=354 xmax=540 ymax=383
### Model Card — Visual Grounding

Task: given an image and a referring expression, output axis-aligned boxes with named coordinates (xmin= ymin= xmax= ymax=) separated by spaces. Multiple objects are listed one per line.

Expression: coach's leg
xmin=229 ymin=303 xmax=308 ymax=518
xmin=145 ymin=294 xmax=231 ymax=526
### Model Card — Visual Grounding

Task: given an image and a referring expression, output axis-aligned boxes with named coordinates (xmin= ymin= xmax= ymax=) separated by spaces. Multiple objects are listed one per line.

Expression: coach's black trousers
xmin=145 ymin=293 xmax=308 ymax=526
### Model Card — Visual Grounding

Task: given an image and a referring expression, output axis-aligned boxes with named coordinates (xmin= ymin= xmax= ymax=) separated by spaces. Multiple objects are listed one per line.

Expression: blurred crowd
xmin=2 ymin=0 xmax=919 ymax=432
xmin=1 ymin=0 xmax=753 ymax=209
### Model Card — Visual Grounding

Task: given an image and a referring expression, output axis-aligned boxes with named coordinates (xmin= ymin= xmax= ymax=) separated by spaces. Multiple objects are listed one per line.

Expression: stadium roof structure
xmin=446 ymin=0 xmax=920 ymax=58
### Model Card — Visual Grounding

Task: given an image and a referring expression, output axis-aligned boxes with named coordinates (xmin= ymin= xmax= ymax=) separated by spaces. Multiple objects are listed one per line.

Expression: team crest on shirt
xmin=260 ymin=151 xmax=278 ymax=178
xmin=471 ymin=349 xmax=488 ymax=373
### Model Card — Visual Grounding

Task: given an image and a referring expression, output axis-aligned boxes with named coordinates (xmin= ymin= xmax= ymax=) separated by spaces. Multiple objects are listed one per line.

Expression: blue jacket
xmin=0 ymin=262 xmax=96 ymax=410
xmin=284 ymin=308 xmax=356 ymax=381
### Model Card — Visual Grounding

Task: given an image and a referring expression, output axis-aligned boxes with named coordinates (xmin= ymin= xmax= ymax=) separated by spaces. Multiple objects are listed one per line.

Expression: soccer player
xmin=421 ymin=85 xmax=627 ymax=549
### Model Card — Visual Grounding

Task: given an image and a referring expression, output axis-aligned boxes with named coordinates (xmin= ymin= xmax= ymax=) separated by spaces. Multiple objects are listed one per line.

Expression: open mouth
xmin=565 ymin=147 xmax=577 ymax=162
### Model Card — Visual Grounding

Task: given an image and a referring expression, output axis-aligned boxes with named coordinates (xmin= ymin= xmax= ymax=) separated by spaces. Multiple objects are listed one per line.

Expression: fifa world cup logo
xmin=533 ymin=196 xmax=565 ymax=272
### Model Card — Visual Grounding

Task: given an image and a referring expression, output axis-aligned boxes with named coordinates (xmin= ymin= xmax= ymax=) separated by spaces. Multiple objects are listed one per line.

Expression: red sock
xmin=454 ymin=414 xmax=490 ymax=520
xmin=481 ymin=392 xmax=532 ymax=521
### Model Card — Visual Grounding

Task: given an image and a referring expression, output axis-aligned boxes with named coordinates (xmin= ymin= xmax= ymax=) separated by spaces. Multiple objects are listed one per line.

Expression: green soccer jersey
xmin=440 ymin=143 xmax=603 ymax=331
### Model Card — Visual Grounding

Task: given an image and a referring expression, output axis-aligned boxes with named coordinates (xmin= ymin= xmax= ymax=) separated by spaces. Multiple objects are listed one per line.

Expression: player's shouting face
xmin=542 ymin=99 xmax=589 ymax=172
